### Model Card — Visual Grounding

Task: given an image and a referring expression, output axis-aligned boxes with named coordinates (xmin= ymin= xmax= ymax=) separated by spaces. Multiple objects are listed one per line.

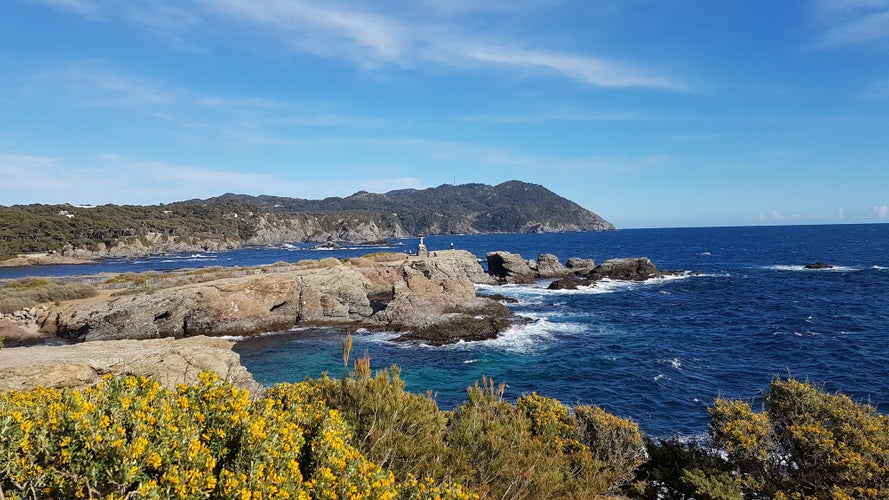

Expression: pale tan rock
xmin=37 ymin=250 xmax=513 ymax=345
xmin=0 ymin=336 xmax=262 ymax=394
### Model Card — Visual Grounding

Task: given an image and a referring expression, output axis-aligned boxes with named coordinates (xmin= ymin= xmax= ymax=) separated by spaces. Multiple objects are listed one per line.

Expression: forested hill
xmin=0 ymin=180 xmax=614 ymax=258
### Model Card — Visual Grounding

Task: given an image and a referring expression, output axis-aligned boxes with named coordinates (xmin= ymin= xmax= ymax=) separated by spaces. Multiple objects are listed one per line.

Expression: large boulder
xmin=369 ymin=252 xmax=513 ymax=342
xmin=566 ymin=257 xmax=596 ymax=272
xmin=0 ymin=336 xmax=262 ymax=394
xmin=486 ymin=251 xmax=536 ymax=284
xmin=535 ymin=253 xmax=573 ymax=279
xmin=587 ymin=257 xmax=663 ymax=281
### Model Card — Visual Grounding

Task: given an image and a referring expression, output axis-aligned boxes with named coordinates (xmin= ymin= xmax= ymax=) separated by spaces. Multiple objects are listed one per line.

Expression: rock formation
xmin=37 ymin=250 xmax=512 ymax=345
xmin=486 ymin=251 xmax=536 ymax=284
xmin=566 ymin=257 xmax=596 ymax=272
xmin=548 ymin=257 xmax=683 ymax=290
xmin=0 ymin=336 xmax=262 ymax=394
xmin=535 ymin=253 xmax=574 ymax=279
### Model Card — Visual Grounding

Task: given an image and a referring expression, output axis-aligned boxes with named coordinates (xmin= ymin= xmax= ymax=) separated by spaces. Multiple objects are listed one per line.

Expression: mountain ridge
xmin=0 ymin=180 xmax=613 ymax=259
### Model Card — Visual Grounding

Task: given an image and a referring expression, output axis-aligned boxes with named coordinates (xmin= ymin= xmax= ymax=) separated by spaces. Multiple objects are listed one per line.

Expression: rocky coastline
xmin=1 ymin=248 xmax=682 ymax=390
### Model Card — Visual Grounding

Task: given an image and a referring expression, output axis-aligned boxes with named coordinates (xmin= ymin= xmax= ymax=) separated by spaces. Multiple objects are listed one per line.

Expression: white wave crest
xmin=765 ymin=264 xmax=859 ymax=272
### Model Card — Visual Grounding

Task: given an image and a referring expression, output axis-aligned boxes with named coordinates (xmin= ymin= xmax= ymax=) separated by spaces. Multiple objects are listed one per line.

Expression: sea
xmin=2 ymin=224 xmax=888 ymax=438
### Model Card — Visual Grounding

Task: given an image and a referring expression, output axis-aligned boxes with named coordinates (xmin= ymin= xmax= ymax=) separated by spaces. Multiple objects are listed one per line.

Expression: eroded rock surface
xmin=0 ymin=336 xmax=262 ymax=393
xmin=486 ymin=251 xmax=536 ymax=284
xmin=38 ymin=250 xmax=512 ymax=345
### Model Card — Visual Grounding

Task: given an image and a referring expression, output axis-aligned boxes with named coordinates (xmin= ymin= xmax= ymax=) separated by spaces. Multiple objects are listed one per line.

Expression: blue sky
xmin=1 ymin=0 xmax=888 ymax=228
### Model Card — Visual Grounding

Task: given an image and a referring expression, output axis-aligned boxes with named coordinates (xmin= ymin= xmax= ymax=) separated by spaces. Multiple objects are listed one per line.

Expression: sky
xmin=1 ymin=1 xmax=888 ymax=228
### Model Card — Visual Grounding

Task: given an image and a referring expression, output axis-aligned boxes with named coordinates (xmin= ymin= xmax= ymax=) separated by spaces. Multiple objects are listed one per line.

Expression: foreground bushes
xmin=3 ymin=364 xmax=886 ymax=499
xmin=639 ymin=378 xmax=889 ymax=500
xmin=0 ymin=372 xmax=473 ymax=499
xmin=307 ymin=359 xmax=645 ymax=499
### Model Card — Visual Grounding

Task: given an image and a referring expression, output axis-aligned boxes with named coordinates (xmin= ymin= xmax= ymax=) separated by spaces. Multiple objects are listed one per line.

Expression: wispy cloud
xmin=860 ymin=78 xmax=889 ymax=98
xmin=201 ymin=0 xmax=410 ymax=65
xmin=460 ymin=111 xmax=647 ymax=124
xmin=32 ymin=0 xmax=691 ymax=91
xmin=30 ymin=0 xmax=101 ymax=19
xmin=36 ymin=61 xmax=178 ymax=107
xmin=874 ymin=205 xmax=889 ymax=218
xmin=813 ymin=0 xmax=889 ymax=47
xmin=456 ymin=45 xmax=691 ymax=91
xmin=0 ymin=153 xmax=425 ymax=205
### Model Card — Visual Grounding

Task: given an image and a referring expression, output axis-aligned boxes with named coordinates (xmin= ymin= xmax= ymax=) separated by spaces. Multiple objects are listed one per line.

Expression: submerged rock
xmin=804 ymin=262 xmax=834 ymax=269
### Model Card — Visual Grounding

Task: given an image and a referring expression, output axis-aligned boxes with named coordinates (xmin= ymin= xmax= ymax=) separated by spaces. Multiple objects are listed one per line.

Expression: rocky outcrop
xmin=0 ymin=336 xmax=262 ymax=394
xmin=587 ymin=257 xmax=663 ymax=281
xmin=38 ymin=250 xmax=513 ymax=345
xmin=548 ymin=257 xmax=683 ymax=290
xmin=535 ymin=254 xmax=573 ymax=279
xmin=487 ymin=251 xmax=536 ymax=284
xmin=39 ymin=261 xmax=373 ymax=341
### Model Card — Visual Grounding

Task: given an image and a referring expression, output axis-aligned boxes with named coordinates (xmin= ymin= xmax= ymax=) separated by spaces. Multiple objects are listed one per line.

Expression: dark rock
xmin=314 ymin=241 xmax=341 ymax=250
xmin=394 ymin=301 xmax=519 ymax=346
xmin=566 ymin=257 xmax=596 ymax=272
xmin=547 ymin=277 xmax=593 ymax=290
xmin=804 ymin=262 xmax=833 ymax=269
xmin=588 ymin=257 xmax=663 ymax=281
xmin=486 ymin=251 xmax=535 ymax=284
xmin=477 ymin=293 xmax=519 ymax=304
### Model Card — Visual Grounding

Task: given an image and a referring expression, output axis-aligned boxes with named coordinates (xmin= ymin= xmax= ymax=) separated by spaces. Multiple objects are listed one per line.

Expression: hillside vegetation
xmin=0 ymin=181 xmax=613 ymax=258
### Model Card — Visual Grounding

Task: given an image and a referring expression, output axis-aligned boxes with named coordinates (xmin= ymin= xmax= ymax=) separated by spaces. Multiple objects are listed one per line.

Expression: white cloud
xmin=874 ymin=205 xmax=889 ymax=218
xmin=31 ymin=0 xmax=690 ymax=91
xmin=456 ymin=45 xmax=690 ymax=91
xmin=30 ymin=0 xmax=102 ymax=19
xmin=37 ymin=62 xmax=178 ymax=107
xmin=201 ymin=0 xmax=410 ymax=65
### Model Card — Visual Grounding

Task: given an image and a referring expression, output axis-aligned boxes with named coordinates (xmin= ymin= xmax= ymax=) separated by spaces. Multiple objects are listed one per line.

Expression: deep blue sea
xmin=3 ymin=224 xmax=888 ymax=437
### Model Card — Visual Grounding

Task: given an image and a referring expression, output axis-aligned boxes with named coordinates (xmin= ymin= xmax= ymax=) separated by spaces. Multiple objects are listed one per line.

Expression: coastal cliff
xmin=0 ymin=181 xmax=613 ymax=262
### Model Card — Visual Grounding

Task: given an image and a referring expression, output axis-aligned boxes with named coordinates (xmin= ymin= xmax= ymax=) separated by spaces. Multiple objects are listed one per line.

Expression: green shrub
xmin=634 ymin=436 xmax=739 ymax=500
xmin=0 ymin=279 xmax=98 ymax=314
xmin=709 ymin=378 xmax=889 ymax=499
xmin=304 ymin=362 xmax=450 ymax=481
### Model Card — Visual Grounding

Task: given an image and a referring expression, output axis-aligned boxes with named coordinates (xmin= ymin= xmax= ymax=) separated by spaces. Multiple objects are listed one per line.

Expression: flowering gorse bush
xmin=0 ymin=372 xmax=475 ymax=499
xmin=312 ymin=366 xmax=646 ymax=500
xmin=708 ymin=378 xmax=889 ymax=499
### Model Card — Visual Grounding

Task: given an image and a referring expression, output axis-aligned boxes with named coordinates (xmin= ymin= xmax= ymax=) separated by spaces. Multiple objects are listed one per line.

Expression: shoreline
xmin=0 ymin=253 xmax=101 ymax=268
